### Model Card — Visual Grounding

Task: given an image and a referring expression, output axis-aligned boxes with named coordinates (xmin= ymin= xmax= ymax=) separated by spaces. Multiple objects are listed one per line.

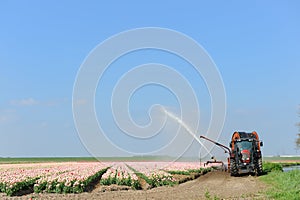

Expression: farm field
xmin=0 ymin=156 xmax=200 ymax=164
xmin=0 ymin=158 xmax=299 ymax=199
xmin=263 ymin=156 xmax=300 ymax=164
xmin=0 ymin=161 xmax=214 ymax=198
xmin=0 ymin=170 xmax=268 ymax=200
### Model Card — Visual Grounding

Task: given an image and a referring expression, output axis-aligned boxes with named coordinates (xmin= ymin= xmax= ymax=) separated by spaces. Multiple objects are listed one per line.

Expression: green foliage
xmin=129 ymin=166 xmax=212 ymax=189
xmin=99 ymin=169 xmax=141 ymax=189
xmin=187 ymin=168 xmax=203 ymax=173
xmin=0 ymin=157 xmax=99 ymax=164
xmin=127 ymin=165 xmax=177 ymax=188
xmin=281 ymin=162 xmax=300 ymax=167
xmin=33 ymin=181 xmax=47 ymax=193
xmin=205 ymin=190 xmax=211 ymax=199
xmin=132 ymin=179 xmax=141 ymax=190
xmin=191 ymin=167 xmax=211 ymax=174
xmin=149 ymin=173 xmax=177 ymax=187
xmin=167 ymin=170 xmax=191 ymax=175
xmin=0 ymin=177 xmax=38 ymax=196
xmin=33 ymin=167 xmax=108 ymax=194
xmin=263 ymin=162 xmax=283 ymax=173
xmin=260 ymin=170 xmax=300 ymax=200
xmin=204 ymin=189 xmax=220 ymax=200
xmin=201 ymin=167 xmax=212 ymax=174
xmin=168 ymin=167 xmax=211 ymax=176
xmin=263 ymin=156 xmax=300 ymax=162
xmin=133 ymin=171 xmax=151 ymax=184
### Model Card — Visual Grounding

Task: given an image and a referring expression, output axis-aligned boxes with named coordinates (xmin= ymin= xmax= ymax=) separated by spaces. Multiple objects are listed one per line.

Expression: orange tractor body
xmin=201 ymin=131 xmax=263 ymax=176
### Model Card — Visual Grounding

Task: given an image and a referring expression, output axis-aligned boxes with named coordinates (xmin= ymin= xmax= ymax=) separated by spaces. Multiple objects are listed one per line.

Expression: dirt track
xmin=2 ymin=171 xmax=268 ymax=200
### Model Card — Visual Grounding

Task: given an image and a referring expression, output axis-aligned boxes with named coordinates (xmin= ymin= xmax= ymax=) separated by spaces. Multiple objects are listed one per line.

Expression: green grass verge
xmin=280 ymin=162 xmax=300 ymax=167
xmin=0 ymin=156 xmax=183 ymax=164
xmin=263 ymin=156 xmax=300 ymax=162
xmin=260 ymin=170 xmax=300 ymax=200
xmin=263 ymin=162 xmax=283 ymax=173
xmin=0 ymin=157 xmax=98 ymax=164
xmin=0 ymin=156 xmax=299 ymax=164
xmin=0 ymin=157 xmax=161 ymax=164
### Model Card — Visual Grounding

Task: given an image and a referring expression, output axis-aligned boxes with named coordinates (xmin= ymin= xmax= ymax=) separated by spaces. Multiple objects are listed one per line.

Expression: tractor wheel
xmin=256 ymin=158 xmax=263 ymax=176
xmin=230 ymin=159 xmax=238 ymax=176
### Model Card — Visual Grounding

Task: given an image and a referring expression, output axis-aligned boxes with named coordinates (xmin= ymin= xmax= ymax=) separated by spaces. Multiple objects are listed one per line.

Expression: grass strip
xmin=260 ymin=170 xmax=300 ymax=200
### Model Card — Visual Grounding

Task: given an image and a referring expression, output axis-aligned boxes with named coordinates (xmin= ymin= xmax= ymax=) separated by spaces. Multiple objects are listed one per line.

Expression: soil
xmin=0 ymin=171 xmax=268 ymax=200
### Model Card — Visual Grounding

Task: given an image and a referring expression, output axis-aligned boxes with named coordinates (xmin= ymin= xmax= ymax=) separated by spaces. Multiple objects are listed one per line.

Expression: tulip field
xmin=0 ymin=161 xmax=214 ymax=196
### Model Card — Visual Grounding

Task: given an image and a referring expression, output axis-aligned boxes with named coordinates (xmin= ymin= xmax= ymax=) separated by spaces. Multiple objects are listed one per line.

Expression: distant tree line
xmin=297 ymin=106 xmax=300 ymax=150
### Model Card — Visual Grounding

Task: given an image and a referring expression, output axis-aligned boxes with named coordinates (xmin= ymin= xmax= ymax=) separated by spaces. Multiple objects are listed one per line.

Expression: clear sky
xmin=0 ymin=1 xmax=299 ymax=158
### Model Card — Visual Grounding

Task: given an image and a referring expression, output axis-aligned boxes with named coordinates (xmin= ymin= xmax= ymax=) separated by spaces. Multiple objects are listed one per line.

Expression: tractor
xmin=200 ymin=131 xmax=263 ymax=176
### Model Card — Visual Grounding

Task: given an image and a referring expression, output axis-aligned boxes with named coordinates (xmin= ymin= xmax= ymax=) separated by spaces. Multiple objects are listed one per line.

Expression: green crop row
xmin=167 ymin=167 xmax=212 ymax=176
xmin=0 ymin=177 xmax=38 ymax=196
xmin=100 ymin=169 xmax=141 ymax=189
xmin=126 ymin=165 xmax=177 ymax=188
xmin=0 ymin=168 xmax=108 ymax=196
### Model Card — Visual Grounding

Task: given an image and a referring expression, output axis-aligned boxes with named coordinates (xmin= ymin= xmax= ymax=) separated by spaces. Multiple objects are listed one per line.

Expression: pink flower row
xmin=0 ymin=161 xmax=213 ymax=189
xmin=161 ymin=162 xmax=206 ymax=172
xmin=35 ymin=162 xmax=111 ymax=187
xmin=101 ymin=162 xmax=138 ymax=181
xmin=0 ymin=162 xmax=110 ymax=188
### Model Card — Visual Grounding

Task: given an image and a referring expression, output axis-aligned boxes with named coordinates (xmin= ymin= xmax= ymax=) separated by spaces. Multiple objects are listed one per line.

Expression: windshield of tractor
xmin=236 ymin=141 xmax=252 ymax=151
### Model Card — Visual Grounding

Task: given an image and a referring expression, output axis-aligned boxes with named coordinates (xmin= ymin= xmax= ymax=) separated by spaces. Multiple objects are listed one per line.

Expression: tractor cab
xmin=235 ymin=139 xmax=253 ymax=163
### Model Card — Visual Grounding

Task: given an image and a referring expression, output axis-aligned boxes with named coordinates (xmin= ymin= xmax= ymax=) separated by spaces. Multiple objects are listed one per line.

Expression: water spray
xmin=162 ymin=107 xmax=213 ymax=157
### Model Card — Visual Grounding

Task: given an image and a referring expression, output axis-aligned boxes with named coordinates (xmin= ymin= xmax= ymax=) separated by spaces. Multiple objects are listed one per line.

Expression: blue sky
xmin=0 ymin=1 xmax=300 ymax=157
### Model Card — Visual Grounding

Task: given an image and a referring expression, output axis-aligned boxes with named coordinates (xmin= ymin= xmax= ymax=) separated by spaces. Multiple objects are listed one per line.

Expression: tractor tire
xmin=230 ymin=159 xmax=238 ymax=176
xmin=255 ymin=158 xmax=263 ymax=176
